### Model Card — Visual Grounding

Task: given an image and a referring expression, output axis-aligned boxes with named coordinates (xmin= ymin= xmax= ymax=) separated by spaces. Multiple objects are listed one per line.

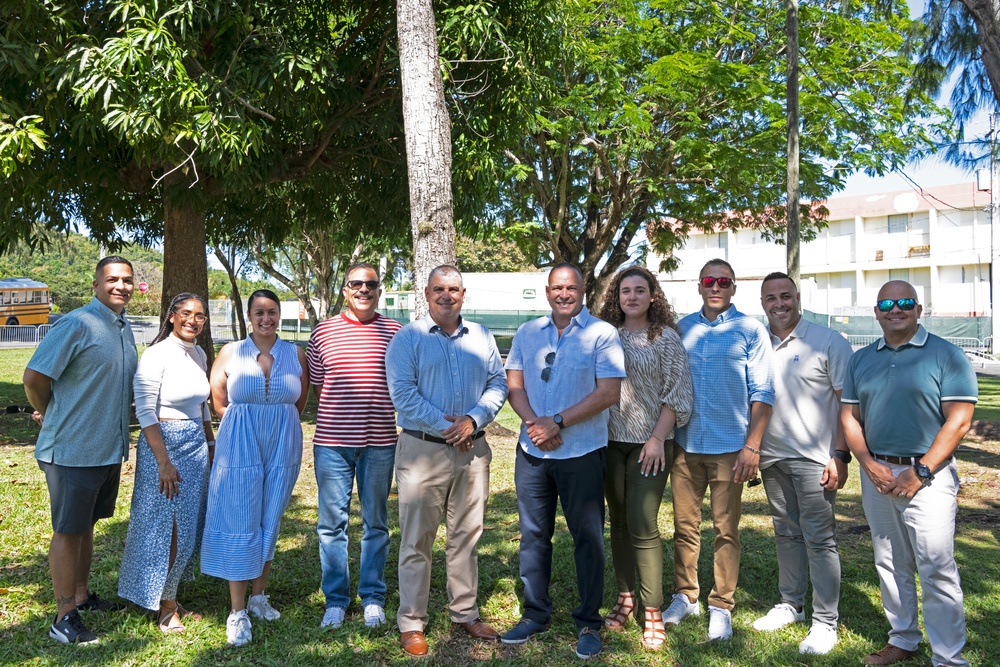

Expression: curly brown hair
xmin=598 ymin=265 xmax=678 ymax=341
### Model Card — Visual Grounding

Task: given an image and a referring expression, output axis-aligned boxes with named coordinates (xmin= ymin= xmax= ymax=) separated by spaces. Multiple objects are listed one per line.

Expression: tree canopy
xmin=493 ymin=0 xmax=945 ymax=305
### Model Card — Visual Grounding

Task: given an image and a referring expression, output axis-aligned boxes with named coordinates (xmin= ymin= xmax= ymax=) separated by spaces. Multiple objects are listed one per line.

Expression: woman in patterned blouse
xmin=598 ymin=266 xmax=694 ymax=650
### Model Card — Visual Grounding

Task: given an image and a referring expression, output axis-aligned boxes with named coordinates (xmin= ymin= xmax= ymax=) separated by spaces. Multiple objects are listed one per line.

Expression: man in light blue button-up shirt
xmin=501 ymin=263 xmax=625 ymax=657
xmin=24 ymin=256 xmax=138 ymax=644
xmin=386 ymin=265 xmax=508 ymax=656
xmin=664 ymin=258 xmax=774 ymax=642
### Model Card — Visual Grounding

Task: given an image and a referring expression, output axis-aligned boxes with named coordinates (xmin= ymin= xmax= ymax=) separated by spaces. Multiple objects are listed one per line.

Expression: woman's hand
xmin=158 ymin=459 xmax=182 ymax=499
xmin=638 ymin=437 xmax=667 ymax=477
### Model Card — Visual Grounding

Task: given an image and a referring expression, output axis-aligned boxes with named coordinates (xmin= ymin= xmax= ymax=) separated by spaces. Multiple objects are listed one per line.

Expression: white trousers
xmin=860 ymin=459 xmax=968 ymax=667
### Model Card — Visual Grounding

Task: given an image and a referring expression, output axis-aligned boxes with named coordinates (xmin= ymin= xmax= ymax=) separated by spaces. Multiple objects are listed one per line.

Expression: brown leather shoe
xmin=453 ymin=618 xmax=501 ymax=641
xmin=400 ymin=630 xmax=428 ymax=657
xmin=864 ymin=644 xmax=919 ymax=665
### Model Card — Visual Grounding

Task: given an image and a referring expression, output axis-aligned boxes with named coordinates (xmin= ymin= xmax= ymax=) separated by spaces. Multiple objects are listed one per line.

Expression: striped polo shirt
xmin=306 ymin=312 xmax=402 ymax=447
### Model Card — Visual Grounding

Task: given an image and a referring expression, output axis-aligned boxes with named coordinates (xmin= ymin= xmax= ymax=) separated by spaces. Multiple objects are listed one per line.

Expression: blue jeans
xmin=315 ymin=445 xmax=395 ymax=609
xmin=514 ymin=445 xmax=606 ymax=632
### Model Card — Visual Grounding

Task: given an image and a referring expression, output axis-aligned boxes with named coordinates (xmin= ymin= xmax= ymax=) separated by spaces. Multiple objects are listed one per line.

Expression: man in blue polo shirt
xmin=23 ymin=256 xmax=138 ymax=645
xmin=663 ymin=258 xmax=774 ymax=642
xmin=841 ymin=280 xmax=976 ymax=667
xmin=501 ymin=263 xmax=625 ymax=660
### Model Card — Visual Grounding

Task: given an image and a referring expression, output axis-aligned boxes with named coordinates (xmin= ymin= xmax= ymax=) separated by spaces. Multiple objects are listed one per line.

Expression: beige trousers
xmin=395 ymin=431 xmax=492 ymax=632
xmin=670 ymin=447 xmax=743 ymax=611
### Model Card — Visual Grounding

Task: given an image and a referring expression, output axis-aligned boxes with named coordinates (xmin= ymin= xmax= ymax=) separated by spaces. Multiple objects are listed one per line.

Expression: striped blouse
xmin=608 ymin=326 xmax=694 ymax=443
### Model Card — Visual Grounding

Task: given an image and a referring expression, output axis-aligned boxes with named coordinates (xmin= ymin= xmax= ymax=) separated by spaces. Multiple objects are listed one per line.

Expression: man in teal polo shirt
xmin=23 ymin=256 xmax=138 ymax=645
xmin=841 ymin=280 xmax=976 ymax=667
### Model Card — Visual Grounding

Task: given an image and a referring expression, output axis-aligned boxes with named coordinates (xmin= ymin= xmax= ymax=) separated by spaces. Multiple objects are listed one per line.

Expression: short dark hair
xmin=346 ymin=262 xmax=379 ymax=280
xmin=248 ymin=289 xmax=281 ymax=311
xmin=699 ymin=258 xmax=734 ymax=278
xmin=95 ymin=255 xmax=133 ymax=274
xmin=762 ymin=271 xmax=796 ymax=289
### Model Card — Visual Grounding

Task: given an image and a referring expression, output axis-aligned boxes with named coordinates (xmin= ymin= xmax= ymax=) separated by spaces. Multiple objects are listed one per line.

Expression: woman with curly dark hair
xmin=598 ymin=266 xmax=693 ymax=650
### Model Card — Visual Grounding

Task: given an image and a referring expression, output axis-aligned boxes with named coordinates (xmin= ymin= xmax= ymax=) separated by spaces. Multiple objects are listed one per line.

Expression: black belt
xmin=403 ymin=428 xmax=485 ymax=445
xmin=869 ymin=452 xmax=952 ymax=466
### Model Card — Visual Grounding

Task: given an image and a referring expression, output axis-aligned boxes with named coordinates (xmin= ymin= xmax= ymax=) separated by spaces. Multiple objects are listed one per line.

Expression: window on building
xmin=888 ymin=214 xmax=908 ymax=234
xmin=889 ymin=269 xmax=909 ymax=282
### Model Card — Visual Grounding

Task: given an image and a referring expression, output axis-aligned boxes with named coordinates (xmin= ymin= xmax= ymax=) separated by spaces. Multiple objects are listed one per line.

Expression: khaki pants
xmin=395 ymin=431 xmax=491 ymax=632
xmin=670 ymin=447 xmax=742 ymax=611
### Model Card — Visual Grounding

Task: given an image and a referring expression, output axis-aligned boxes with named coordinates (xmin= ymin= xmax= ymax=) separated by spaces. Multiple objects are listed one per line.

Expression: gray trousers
xmin=760 ymin=458 xmax=840 ymax=628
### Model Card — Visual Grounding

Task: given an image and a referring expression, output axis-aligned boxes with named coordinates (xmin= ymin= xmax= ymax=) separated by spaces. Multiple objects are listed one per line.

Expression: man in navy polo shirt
xmin=841 ymin=280 xmax=976 ymax=667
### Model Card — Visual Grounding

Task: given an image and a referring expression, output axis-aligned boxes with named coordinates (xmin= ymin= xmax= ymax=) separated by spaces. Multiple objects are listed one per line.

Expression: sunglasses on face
xmin=347 ymin=280 xmax=380 ymax=291
xmin=699 ymin=276 xmax=734 ymax=289
xmin=541 ymin=351 xmax=556 ymax=382
xmin=876 ymin=298 xmax=917 ymax=312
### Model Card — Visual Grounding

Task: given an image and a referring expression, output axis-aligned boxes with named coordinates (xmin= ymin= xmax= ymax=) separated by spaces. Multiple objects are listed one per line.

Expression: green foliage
xmin=490 ymin=0 xmax=945 ymax=301
xmin=0 ymin=230 xmax=282 ymax=314
xmin=912 ymin=0 xmax=996 ymax=168
xmin=455 ymin=230 xmax=538 ymax=273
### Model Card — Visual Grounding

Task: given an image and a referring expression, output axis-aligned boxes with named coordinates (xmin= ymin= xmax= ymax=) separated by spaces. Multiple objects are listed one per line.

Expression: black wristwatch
xmin=832 ymin=450 xmax=852 ymax=464
xmin=554 ymin=414 xmax=565 ymax=430
xmin=913 ymin=460 xmax=934 ymax=482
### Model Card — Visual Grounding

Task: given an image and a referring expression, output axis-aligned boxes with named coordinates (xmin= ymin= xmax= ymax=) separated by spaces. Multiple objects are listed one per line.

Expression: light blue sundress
xmin=200 ymin=336 xmax=303 ymax=581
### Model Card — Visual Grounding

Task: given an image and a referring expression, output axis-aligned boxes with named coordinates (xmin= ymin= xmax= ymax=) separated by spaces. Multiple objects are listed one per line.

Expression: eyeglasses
xmin=541 ymin=351 xmax=556 ymax=382
xmin=699 ymin=276 xmax=735 ymax=289
xmin=347 ymin=280 xmax=380 ymax=291
xmin=176 ymin=310 xmax=207 ymax=323
xmin=876 ymin=298 xmax=917 ymax=312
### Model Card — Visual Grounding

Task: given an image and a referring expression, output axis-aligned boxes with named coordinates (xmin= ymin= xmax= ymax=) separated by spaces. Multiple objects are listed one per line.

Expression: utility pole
xmin=786 ymin=0 xmax=800 ymax=285
xmin=990 ymin=113 xmax=999 ymax=353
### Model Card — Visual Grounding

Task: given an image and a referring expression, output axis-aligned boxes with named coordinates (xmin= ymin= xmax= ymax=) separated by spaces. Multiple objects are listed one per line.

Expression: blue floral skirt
xmin=118 ymin=420 xmax=209 ymax=610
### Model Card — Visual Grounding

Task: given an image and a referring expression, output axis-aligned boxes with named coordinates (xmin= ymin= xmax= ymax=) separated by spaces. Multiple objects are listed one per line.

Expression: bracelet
xmin=744 ymin=445 xmax=759 ymax=455
xmin=649 ymin=434 xmax=664 ymax=443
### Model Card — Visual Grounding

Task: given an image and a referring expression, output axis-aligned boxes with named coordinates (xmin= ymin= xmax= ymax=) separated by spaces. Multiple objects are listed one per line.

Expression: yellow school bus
xmin=0 ymin=278 xmax=51 ymax=325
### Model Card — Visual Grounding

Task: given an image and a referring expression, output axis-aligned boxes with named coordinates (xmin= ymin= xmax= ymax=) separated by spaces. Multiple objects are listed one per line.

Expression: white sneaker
xmin=707 ymin=605 xmax=733 ymax=641
xmin=247 ymin=593 xmax=281 ymax=621
xmin=226 ymin=609 xmax=252 ymax=647
xmin=662 ymin=593 xmax=700 ymax=626
xmin=363 ymin=603 xmax=386 ymax=628
xmin=752 ymin=602 xmax=805 ymax=631
xmin=320 ymin=606 xmax=346 ymax=629
xmin=799 ymin=624 xmax=838 ymax=655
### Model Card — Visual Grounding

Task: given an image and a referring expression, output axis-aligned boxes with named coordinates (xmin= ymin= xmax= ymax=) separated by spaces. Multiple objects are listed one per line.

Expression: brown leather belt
xmin=869 ymin=452 xmax=952 ymax=465
xmin=403 ymin=428 xmax=485 ymax=445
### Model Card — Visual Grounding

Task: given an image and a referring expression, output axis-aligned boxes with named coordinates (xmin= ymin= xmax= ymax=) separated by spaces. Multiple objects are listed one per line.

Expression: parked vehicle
xmin=0 ymin=278 xmax=51 ymax=326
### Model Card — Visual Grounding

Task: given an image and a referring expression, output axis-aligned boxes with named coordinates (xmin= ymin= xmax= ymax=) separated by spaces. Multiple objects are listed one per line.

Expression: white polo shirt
xmin=760 ymin=317 xmax=853 ymax=468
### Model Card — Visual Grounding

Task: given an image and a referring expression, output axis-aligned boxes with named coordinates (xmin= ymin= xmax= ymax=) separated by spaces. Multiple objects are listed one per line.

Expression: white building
xmin=653 ymin=181 xmax=992 ymax=318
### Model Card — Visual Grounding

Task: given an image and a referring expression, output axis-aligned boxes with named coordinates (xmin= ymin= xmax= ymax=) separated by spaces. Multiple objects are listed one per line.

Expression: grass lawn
xmin=1 ymin=348 xmax=999 ymax=665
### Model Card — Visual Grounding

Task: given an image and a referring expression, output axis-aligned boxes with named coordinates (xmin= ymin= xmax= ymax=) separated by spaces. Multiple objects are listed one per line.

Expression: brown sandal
xmin=642 ymin=607 xmax=665 ymax=650
xmin=604 ymin=592 xmax=636 ymax=630
xmin=157 ymin=603 xmax=185 ymax=634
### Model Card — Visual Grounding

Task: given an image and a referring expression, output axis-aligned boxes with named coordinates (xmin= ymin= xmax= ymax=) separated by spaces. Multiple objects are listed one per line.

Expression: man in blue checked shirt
xmin=662 ymin=258 xmax=774 ymax=642
xmin=386 ymin=265 xmax=508 ymax=658
xmin=500 ymin=263 xmax=625 ymax=660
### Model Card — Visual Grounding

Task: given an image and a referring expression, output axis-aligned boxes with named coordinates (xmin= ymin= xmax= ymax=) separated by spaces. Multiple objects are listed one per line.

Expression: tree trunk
xmin=213 ymin=245 xmax=247 ymax=340
xmin=161 ymin=180 xmax=213 ymax=366
xmin=786 ymin=0 xmax=801 ymax=284
xmin=961 ymin=0 xmax=1000 ymax=108
xmin=397 ymin=0 xmax=456 ymax=318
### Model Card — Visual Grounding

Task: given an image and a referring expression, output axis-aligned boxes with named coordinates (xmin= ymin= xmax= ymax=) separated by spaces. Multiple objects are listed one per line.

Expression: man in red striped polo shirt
xmin=306 ymin=263 xmax=403 ymax=630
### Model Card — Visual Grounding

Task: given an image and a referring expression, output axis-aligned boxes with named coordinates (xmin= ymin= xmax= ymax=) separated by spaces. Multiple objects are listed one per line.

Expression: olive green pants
xmin=604 ymin=439 xmax=673 ymax=610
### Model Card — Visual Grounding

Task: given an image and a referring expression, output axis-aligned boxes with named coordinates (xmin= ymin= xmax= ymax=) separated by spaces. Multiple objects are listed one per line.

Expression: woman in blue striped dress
xmin=200 ymin=290 xmax=310 ymax=647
